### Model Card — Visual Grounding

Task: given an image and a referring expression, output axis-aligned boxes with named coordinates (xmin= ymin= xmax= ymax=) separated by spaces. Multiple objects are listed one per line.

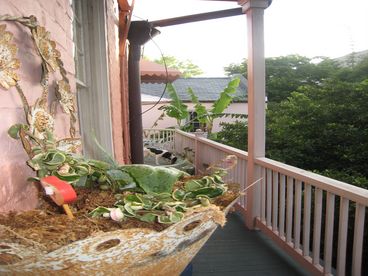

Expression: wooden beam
xmin=150 ymin=8 xmax=243 ymax=27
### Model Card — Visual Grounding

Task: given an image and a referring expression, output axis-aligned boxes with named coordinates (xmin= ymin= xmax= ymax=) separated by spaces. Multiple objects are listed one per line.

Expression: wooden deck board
xmin=190 ymin=212 xmax=309 ymax=276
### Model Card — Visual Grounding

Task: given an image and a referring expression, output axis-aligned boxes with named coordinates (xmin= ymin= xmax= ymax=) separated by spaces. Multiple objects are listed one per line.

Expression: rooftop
xmin=141 ymin=75 xmax=248 ymax=102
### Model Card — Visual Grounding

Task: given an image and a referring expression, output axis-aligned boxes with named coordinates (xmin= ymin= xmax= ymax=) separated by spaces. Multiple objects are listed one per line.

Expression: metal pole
xmin=128 ymin=42 xmax=144 ymax=164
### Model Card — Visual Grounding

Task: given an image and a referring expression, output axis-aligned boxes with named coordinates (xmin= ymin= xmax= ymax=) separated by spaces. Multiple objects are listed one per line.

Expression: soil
xmin=0 ymin=183 xmax=240 ymax=258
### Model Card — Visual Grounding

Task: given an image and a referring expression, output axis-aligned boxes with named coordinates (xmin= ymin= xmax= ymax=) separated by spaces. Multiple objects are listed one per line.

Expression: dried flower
xmin=0 ymin=24 xmax=20 ymax=90
xmin=56 ymin=138 xmax=81 ymax=153
xmin=27 ymin=101 xmax=54 ymax=140
xmin=58 ymin=163 xmax=70 ymax=175
xmin=56 ymin=80 xmax=75 ymax=114
xmin=32 ymin=26 xmax=60 ymax=72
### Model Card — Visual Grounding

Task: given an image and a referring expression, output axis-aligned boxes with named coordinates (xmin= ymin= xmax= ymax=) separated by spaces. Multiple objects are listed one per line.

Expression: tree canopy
xmin=224 ymin=55 xmax=340 ymax=102
xmin=154 ymin=55 xmax=203 ymax=78
xmin=217 ymin=55 xmax=368 ymax=189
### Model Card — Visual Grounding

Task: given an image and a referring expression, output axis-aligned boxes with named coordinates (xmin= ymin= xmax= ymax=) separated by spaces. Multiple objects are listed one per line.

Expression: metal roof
xmin=140 ymin=60 xmax=182 ymax=83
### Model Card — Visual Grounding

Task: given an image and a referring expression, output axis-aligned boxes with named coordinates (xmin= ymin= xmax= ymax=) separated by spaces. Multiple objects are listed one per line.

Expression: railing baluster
xmin=294 ymin=180 xmax=302 ymax=250
xmin=337 ymin=197 xmax=349 ymax=276
xmin=302 ymin=184 xmax=311 ymax=257
xmin=286 ymin=176 xmax=293 ymax=244
xmin=324 ymin=192 xmax=335 ymax=274
xmin=266 ymin=169 xmax=272 ymax=227
xmin=272 ymin=171 xmax=279 ymax=232
xmin=279 ymin=174 xmax=286 ymax=238
xmin=313 ymin=188 xmax=323 ymax=265
xmin=169 ymin=130 xmax=368 ymax=276
xmin=261 ymin=167 xmax=266 ymax=222
xmin=352 ymin=204 xmax=366 ymax=276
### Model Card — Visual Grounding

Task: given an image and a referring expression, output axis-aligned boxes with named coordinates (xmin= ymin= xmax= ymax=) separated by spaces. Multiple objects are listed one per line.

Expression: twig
xmin=0 ymin=224 xmax=47 ymax=251
xmin=240 ymin=177 xmax=263 ymax=194
xmin=15 ymin=83 xmax=30 ymax=116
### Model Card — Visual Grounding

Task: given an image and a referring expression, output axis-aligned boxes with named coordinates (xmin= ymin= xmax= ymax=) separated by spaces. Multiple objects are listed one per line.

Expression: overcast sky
xmin=132 ymin=0 xmax=368 ymax=77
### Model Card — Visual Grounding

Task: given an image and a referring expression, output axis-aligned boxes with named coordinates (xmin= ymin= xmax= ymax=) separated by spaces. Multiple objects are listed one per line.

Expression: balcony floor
xmin=191 ymin=212 xmax=309 ymax=276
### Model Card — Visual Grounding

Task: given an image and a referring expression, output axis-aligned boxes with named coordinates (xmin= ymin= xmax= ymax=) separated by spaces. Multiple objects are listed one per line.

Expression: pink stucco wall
xmin=142 ymin=102 xmax=248 ymax=133
xmin=0 ymin=0 xmax=76 ymax=212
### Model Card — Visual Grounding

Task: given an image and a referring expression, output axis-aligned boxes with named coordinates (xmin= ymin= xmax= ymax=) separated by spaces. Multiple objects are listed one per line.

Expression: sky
xmin=132 ymin=0 xmax=368 ymax=77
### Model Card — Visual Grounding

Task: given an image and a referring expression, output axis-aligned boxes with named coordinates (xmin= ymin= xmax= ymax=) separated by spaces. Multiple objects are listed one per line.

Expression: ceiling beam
xmin=150 ymin=7 xmax=243 ymax=27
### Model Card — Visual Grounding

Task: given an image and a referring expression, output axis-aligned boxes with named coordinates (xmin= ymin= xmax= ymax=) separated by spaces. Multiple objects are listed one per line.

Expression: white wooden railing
xmin=143 ymin=128 xmax=368 ymax=276
xmin=254 ymin=158 xmax=368 ymax=276
xmin=143 ymin=128 xmax=175 ymax=151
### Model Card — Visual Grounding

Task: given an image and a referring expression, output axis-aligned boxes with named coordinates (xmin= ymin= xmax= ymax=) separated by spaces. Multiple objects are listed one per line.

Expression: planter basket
xmin=0 ymin=203 xmax=234 ymax=275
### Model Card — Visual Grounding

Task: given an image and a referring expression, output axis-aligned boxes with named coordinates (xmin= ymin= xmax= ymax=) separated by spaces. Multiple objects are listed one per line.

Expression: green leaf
xmin=53 ymin=171 xmax=80 ymax=182
xmin=184 ymin=180 xmax=203 ymax=191
xmin=88 ymin=159 xmax=112 ymax=170
xmin=172 ymin=189 xmax=186 ymax=200
xmin=124 ymin=203 xmax=136 ymax=216
xmin=164 ymin=83 xmax=189 ymax=121
xmin=8 ymin=124 xmax=25 ymax=139
xmin=43 ymin=152 xmax=66 ymax=166
xmin=139 ymin=213 xmax=157 ymax=223
xmin=170 ymin=211 xmax=184 ymax=223
xmin=211 ymin=77 xmax=240 ymax=114
xmin=121 ymin=165 xmax=186 ymax=194
xmin=89 ymin=206 xmax=110 ymax=218
xmin=106 ymin=169 xmax=136 ymax=189
xmin=192 ymin=187 xmax=224 ymax=198
xmin=187 ymin=88 xmax=208 ymax=123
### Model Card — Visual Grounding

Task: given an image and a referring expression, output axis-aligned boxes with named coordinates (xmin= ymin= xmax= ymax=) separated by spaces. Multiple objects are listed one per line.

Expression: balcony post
xmin=239 ymin=0 xmax=270 ymax=229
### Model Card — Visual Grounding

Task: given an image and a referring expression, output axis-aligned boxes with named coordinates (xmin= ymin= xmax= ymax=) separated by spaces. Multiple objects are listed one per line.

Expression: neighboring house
xmin=141 ymin=76 xmax=248 ymax=132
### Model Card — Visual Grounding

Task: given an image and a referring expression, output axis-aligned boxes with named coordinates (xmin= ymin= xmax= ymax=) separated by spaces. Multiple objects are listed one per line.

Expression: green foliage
xmin=187 ymin=87 xmax=208 ymax=124
xmin=210 ymin=77 xmax=240 ymax=114
xmin=90 ymin=163 xmax=231 ymax=224
xmin=158 ymin=83 xmax=188 ymax=127
xmin=154 ymin=55 xmax=203 ymax=78
xmin=266 ymin=78 xmax=368 ymax=187
xmin=212 ymin=121 xmax=248 ymax=151
xmin=224 ymin=55 xmax=342 ymax=103
xmin=120 ymin=165 xmax=185 ymax=195
xmin=219 ymin=56 xmax=368 ymax=188
xmin=159 ymin=77 xmax=241 ymax=134
xmin=10 ymin=121 xmax=235 ymax=225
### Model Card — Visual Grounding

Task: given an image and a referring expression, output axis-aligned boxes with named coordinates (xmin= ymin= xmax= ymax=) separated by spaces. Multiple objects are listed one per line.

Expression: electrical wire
xmin=140 ymin=30 xmax=170 ymax=116
xmin=126 ymin=22 xmax=171 ymax=125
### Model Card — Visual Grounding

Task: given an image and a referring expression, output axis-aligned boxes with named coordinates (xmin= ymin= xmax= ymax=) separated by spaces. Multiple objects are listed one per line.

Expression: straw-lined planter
xmin=0 ymin=202 xmax=237 ymax=275
xmin=0 ymin=15 xmax=241 ymax=275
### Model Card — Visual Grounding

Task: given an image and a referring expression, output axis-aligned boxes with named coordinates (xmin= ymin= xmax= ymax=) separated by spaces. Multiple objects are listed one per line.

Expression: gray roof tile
xmin=141 ymin=76 xmax=247 ymax=102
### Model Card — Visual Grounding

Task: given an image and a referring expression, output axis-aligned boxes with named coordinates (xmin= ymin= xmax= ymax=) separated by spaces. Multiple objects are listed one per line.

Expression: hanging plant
xmin=0 ymin=14 xmax=240 ymax=225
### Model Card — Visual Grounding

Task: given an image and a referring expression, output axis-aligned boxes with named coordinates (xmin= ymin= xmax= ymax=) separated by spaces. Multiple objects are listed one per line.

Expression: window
xmin=72 ymin=0 xmax=113 ymax=159
xmin=188 ymin=111 xmax=206 ymax=132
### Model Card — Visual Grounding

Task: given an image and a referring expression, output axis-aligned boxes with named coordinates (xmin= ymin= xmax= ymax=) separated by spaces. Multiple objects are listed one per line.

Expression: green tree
xmin=154 ymin=55 xmax=203 ymax=78
xmin=224 ymin=55 xmax=341 ymax=103
xmin=217 ymin=56 xmax=368 ymax=189
xmin=212 ymin=120 xmax=248 ymax=151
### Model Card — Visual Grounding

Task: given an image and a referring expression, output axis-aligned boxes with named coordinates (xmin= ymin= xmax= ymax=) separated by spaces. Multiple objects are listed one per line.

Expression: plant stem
xmin=15 ymin=82 xmax=29 ymax=116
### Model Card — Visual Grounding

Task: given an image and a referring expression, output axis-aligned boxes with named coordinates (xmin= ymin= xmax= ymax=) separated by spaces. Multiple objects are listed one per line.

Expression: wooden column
xmin=239 ymin=0 xmax=270 ymax=229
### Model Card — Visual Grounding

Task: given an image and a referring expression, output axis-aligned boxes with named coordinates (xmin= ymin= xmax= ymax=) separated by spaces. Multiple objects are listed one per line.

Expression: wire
xmin=140 ymin=30 xmax=170 ymax=116
xmin=127 ymin=23 xmax=171 ymax=125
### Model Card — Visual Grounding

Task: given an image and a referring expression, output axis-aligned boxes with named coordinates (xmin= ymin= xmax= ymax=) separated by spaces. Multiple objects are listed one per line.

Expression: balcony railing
xmin=143 ymin=128 xmax=368 ymax=276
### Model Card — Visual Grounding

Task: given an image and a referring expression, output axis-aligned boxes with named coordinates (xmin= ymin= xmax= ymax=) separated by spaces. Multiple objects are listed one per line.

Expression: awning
xmin=140 ymin=60 xmax=182 ymax=83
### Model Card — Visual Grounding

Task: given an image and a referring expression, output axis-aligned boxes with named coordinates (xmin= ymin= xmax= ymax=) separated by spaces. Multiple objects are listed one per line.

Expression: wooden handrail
xmin=255 ymin=157 xmax=368 ymax=206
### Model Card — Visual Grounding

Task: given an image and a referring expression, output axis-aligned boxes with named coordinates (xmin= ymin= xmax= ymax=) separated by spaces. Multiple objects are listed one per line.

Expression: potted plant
xmin=0 ymin=15 xmax=240 ymax=275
